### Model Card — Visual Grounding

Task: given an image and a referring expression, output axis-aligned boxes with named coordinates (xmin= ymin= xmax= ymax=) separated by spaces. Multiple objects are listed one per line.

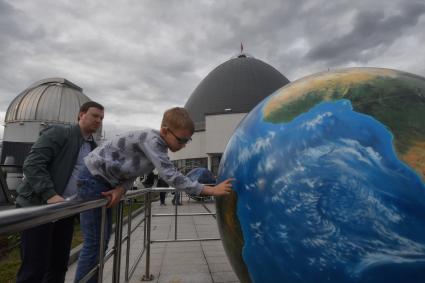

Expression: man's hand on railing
xmin=201 ymin=178 xmax=234 ymax=196
xmin=47 ymin=194 xmax=65 ymax=204
xmin=102 ymin=186 xmax=126 ymax=208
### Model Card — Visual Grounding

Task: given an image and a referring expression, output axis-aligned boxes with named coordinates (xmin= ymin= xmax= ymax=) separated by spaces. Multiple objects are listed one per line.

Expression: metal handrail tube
xmin=122 ymin=202 xmax=147 ymax=281
xmin=97 ymin=206 xmax=107 ymax=283
xmin=0 ymin=185 xmax=220 ymax=283
xmin=79 ymin=265 xmax=98 ymax=283
xmin=153 ymin=212 xmax=216 ymax=217
xmin=122 ymin=188 xmax=149 ymax=198
xmin=144 ymin=187 xmax=175 ymax=193
xmin=122 ymin=189 xmax=148 ymax=282
xmin=0 ymin=198 xmax=108 ymax=235
xmin=124 ymin=198 xmax=133 ymax=282
xmin=0 ymin=187 xmax=149 ymax=236
xmin=151 ymin=238 xmax=221 ymax=243
xmin=139 ymin=188 xmax=221 ymax=281
xmin=142 ymin=191 xmax=153 ymax=281
xmin=0 ymin=187 xmax=184 ymax=236
xmin=112 ymin=202 xmax=124 ymax=283
xmin=125 ymin=199 xmax=149 ymax=280
xmin=174 ymin=194 xmax=178 ymax=241
xmin=143 ymin=196 xmax=147 ymax=257
xmin=0 ymin=188 xmax=148 ymax=283
xmin=103 ymin=246 xmax=116 ymax=262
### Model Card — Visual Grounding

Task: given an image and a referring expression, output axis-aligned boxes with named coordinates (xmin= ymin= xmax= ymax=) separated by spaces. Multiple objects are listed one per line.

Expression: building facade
xmin=169 ymin=54 xmax=290 ymax=175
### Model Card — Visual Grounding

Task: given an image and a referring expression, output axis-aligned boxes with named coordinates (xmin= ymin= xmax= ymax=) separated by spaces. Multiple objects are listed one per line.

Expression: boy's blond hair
xmin=161 ymin=107 xmax=195 ymax=133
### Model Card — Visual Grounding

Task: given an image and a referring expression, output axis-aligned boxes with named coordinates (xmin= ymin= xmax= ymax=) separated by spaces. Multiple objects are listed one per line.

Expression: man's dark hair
xmin=79 ymin=101 xmax=104 ymax=113
xmin=78 ymin=101 xmax=104 ymax=121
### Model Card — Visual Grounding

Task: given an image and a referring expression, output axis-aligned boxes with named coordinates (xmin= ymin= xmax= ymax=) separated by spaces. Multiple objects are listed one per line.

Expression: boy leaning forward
xmin=74 ymin=107 xmax=233 ymax=282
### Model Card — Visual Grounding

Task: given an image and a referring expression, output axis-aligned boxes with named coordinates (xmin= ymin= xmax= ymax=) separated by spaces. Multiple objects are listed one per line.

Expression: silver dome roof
xmin=5 ymin=78 xmax=90 ymax=123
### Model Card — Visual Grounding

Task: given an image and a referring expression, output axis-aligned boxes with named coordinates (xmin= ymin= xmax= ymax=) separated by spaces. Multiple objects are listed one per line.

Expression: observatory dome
xmin=2 ymin=78 xmax=93 ymax=167
xmin=185 ymin=54 xmax=290 ymax=130
xmin=5 ymin=78 xmax=90 ymax=123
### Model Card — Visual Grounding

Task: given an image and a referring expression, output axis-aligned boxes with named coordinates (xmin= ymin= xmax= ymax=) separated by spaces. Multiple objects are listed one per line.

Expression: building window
xmin=210 ymin=155 xmax=222 ymax=176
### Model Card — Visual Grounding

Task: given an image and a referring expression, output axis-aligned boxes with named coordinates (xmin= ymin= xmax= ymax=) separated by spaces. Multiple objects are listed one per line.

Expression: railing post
xmin=124 ymin=197 xmax=133 ymax=282
xmin=141 ymin=191 xmax=153 ymax=281
xmin=112 ymin=201 xmax=124 ymax=283
xmin=143 ymin=192 xmax=147 ymax=248
xmin=97 ymin=206 xmax=107 ymax=283
xmin=174 ymin=193 xmax=178 ymax=240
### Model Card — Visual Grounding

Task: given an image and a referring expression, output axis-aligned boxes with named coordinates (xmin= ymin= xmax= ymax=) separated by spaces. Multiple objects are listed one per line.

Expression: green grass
xmin=0 ymin=247 xmax=20 ymax=283
xmin=0 ymin=235 xmax=21 ymax=283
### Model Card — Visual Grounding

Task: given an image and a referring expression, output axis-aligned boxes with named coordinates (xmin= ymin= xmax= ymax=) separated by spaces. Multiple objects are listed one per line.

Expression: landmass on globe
xmin=264 ymin=68 xmax=425 ymax=181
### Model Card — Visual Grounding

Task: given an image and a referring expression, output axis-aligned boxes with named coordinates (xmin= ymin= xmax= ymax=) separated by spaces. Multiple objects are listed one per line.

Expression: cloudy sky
xmin=1 ymin=0 xmax=424 ymax=139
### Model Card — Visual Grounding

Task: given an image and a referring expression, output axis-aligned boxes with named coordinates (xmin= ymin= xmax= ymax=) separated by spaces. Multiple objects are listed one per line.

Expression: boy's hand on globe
xmin=207 ymin=178 xmax=235 ymax=196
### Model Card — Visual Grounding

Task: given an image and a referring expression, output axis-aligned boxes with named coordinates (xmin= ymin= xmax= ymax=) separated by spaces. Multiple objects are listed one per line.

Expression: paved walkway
xmin=65 ymin=194 xmax=239 ymax=283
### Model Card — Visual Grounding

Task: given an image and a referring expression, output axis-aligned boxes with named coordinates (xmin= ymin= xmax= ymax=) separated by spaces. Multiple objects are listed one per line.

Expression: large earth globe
xmin=216 ymin=67 xmax=425 ymax=283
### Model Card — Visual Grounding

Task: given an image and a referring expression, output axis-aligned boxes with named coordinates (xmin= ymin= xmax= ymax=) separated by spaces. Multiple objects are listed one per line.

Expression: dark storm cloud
xmin=306 ymin=1 xmax=425 ymax=64
xmin=1 ymin=0 xmax=425 ymax=138
xmin=0 ymin=1 xmax=44 ymax=42
xmin=0 ymin=0 xmax=47 ymax=107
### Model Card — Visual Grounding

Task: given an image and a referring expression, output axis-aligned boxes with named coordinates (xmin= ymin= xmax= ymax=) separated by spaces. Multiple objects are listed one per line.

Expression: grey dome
xmin=5 ymin=78 xmax=90 ymax=123
xmin=185 ymin=55 xmax=290 ymax=130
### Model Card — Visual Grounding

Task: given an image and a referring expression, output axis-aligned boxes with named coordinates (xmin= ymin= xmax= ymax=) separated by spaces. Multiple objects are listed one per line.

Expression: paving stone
xmin=211 ymin=271 xmax=239 ymax=283
xmin=158 ymin=272 xmax=213 ymax=283
xmin=160 ymin=263 xmax=210 ymax=274
xmin=206 ymin=256 xmax=231 ymax=264
xmin=208 ymin=262 xmax=234 ymax=273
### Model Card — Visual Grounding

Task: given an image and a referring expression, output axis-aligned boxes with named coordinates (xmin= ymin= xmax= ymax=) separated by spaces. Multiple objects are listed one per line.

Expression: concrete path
xmin=65 ymin=194 xmax=240 ymax=283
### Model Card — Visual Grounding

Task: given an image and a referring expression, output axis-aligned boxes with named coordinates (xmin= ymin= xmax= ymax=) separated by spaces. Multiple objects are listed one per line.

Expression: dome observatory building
xmin=1 ymin=78 xmax=98 ymax=193
xmin=169 ymin=53 xmax=290 ymax=174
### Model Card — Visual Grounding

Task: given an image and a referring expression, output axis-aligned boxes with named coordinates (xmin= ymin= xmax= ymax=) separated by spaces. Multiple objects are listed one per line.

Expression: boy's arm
xmin=142 ymin=138 xmax=234 ymax=196
xmin=142 ymin=139 xmax=203 ymax=195
xmin=120 ymin=178 xmax=136 ymax=191
xmin=200 ymin=179 xmax=234 ymax=196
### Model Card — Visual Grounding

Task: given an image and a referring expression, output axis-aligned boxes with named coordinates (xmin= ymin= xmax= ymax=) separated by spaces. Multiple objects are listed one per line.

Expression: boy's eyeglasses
xmin=168 ymin=128 xmax=192 ymax=145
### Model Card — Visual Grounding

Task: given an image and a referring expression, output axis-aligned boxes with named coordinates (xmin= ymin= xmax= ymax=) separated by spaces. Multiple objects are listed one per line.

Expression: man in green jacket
xmin=15 ymin=101 xmax=104 ymax=283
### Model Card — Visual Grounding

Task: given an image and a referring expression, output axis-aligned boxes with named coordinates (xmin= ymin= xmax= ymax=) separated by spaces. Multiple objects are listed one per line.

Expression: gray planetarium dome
xmin=185 ymin=54 xmax=290 ymax=130
xmin=5 ymin=77 xmax=90 ymax=123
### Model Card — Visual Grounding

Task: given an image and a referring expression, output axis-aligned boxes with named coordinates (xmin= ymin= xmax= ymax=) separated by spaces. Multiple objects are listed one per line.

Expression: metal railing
xmin=141 ymin=188 xmax=220 ymax=281
xmin=0 ymin=187 xmax=220 ymax=282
